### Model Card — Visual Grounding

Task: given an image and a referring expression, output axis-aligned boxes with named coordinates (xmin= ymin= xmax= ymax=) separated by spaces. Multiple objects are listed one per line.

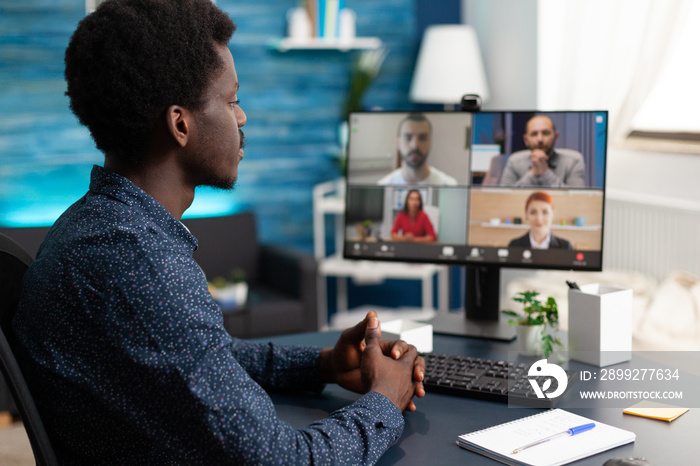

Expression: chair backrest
xmin=482 ymin=153 xmax=508 ymax=186
xmin=182 ymin=212 xmax=261 ymax=285
xmin=0 ymin=232 xmax=58 ymax=466
xmin=0 ymin=226 xmax=50 ymax=260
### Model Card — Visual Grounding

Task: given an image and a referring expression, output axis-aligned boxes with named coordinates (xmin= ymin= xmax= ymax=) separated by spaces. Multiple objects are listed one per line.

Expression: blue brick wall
xmin=0 ymin=1 xmax=92 ymax=225
xmin=0 ymin=0 xmax=419 ymax=254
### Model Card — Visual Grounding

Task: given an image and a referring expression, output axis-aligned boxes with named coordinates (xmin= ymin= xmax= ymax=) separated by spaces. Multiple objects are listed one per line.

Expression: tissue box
xmin=568 ymin=284 xmax=632 ymax=367
xmin=381 ymin=319 xmax=433 ymax=353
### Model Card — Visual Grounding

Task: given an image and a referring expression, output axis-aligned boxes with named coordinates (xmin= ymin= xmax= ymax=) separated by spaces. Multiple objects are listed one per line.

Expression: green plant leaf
xmin=507 ymin=291 xmax=562 ymax=331
xmin=210 ymin=276 xmax=227 ymax=288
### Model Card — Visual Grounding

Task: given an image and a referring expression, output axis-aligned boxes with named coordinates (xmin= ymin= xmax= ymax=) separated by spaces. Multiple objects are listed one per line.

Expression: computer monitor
xmin=343 ymin=110 xmax=608 ymax=340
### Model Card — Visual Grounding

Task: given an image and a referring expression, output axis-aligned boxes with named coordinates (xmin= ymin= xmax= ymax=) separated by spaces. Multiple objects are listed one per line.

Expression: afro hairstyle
xmin=65 ymin=0 xmax=236 ymax=167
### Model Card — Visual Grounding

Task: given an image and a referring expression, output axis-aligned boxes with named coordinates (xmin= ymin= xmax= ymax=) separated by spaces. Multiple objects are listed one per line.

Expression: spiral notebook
xmin=457 ymin=409 xmax=635 ymax=466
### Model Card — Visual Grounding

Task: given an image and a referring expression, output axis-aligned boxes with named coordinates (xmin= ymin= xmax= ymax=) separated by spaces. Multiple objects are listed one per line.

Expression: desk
xmin=258 ymin=331 xmax=698 ymax=465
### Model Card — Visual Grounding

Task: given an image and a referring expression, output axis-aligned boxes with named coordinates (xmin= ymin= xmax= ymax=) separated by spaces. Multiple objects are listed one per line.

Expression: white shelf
xmin=270 ymin=37 xmax=382 ymax=52
xmin=475 ymin=222 xmax=601 ymax=231
xmin=318 ymin=254 xmax=448 ymax=315
xmin=317 ymin=196 xmax=345 ymax=215
xmin=319 ymin=254 xmax=444 ymax=284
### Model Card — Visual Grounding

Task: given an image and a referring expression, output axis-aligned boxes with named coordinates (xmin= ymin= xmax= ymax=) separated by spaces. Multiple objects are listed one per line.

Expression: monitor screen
xmin=343 ymin=110 xmax=607 ymax=272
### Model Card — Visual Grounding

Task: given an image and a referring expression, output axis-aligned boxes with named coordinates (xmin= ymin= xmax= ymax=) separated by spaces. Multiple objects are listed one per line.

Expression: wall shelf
xmin=269 ymin=37 xmax=382 ymax=52
xmin=475 ymin=222 xmax=601 ymax=231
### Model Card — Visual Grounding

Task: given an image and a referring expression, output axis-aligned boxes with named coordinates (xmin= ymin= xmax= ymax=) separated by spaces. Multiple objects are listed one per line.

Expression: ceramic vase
xmin=516 ymin=324 xmax=543 ymax=356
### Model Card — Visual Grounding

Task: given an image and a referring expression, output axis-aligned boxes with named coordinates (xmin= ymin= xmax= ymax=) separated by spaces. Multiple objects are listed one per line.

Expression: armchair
xmin=0 ymin=213 xmax=318 ymax=343
xmin=182 ymin=213 xmax=318 ymax=338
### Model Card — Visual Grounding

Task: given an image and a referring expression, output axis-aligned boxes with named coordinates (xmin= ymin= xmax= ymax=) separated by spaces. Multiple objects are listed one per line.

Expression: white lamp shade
xmin=409 ymin=25 xmax=490 ymax=105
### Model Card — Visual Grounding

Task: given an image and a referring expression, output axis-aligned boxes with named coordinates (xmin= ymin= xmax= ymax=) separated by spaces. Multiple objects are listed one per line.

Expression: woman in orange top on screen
xmin=508 ymin=191 xmax=572 ymax=249
xmin=391 ymin=189 xmax=437 ymax=242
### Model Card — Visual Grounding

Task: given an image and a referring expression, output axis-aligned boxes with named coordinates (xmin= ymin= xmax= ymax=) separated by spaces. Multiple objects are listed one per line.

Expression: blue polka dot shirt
xmin=14 ymin=165 xmax=404 ymax=464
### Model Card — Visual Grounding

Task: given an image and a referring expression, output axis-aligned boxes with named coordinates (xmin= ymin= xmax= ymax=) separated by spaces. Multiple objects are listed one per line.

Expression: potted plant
xmin=336 ymin=48 xmax=387 ymax=175
xmin=208 ymin=268 xmax=248 ymax=312
xmin=355 ymin=220 xmax=373 ymax=240
xmin=362 ymin=220 xmax=372 ymax=238
xmin=341 ymin=48 xmax=387 ymax=122
xmin=501 ymin=291 xmax=563 ymax=358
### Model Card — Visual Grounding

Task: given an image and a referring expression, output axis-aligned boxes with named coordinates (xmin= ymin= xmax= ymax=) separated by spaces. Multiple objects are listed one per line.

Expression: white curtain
xmin=537 ymin=0 xmax=689 ymax=143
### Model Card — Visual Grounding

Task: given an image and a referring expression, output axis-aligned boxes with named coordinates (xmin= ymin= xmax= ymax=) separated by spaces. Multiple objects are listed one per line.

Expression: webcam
xmin=460 ymin=94 xmax=482 ymax=112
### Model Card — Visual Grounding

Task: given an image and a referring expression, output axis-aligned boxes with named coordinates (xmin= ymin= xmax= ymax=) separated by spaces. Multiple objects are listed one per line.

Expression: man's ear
xmin=165 ymin=105 xmax=190 ymax=148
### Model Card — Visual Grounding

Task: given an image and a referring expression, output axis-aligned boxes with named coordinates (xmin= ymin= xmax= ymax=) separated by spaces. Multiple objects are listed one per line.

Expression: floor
xmin=0 ymin=420 xmax=34 ymax=465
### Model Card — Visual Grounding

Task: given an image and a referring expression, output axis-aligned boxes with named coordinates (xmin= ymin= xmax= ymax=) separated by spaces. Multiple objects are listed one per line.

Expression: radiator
xmin=604 ymin=190 xmax=700 ymax=280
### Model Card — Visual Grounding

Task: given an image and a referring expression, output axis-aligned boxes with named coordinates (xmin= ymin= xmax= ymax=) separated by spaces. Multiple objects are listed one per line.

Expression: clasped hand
xmin=319 ymin=311 xmax=425 ymax=411
xmin=529 ymin=149 xmax=550 ymax=177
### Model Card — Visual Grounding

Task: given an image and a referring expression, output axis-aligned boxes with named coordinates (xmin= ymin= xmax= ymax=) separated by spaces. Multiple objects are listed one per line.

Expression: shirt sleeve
xmin=532 ymin=169 xmax=563 ymax=187
xmin=227 ymin=339 xmax=324 ymax=392
xmin=537 ymin=152 xmax=586 ymax=187
xmin=181 ymin=328 xmax=404 ymax=465
xmin=500 ymin=153 xmax=546 ymax=187
xmin=563 ymin=155 xmax=586 ymax=187
xmin=119 ymin=246 xmax=405 ymax=464
xmin=499 ymin=159 xmax=520 ymax=187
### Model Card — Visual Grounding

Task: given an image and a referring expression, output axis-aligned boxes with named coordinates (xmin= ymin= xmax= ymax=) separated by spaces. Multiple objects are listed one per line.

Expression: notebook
xmin=457 ymin=409 xmax=635 ymax=466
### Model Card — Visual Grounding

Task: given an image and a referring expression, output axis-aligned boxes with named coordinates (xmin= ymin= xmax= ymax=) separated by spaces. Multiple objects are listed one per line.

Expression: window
xmin=538 ymin=0 xmax=700 ymax=153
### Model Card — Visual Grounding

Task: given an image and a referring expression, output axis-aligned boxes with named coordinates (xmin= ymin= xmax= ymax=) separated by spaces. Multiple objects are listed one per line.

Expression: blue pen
xmin=512 ymin=423 xmax=595 ymax=454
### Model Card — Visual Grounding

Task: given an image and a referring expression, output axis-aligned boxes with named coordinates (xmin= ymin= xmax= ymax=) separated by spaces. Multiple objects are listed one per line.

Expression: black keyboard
xmin=421 ymin=353 xmax=577 ymax=408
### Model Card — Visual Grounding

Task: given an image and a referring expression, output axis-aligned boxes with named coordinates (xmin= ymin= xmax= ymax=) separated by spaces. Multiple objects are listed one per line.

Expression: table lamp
xmin=409 ymin=25 xmax=490 ymax=109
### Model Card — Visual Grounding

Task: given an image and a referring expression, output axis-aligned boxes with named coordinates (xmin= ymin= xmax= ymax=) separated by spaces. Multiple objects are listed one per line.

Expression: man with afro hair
xmin=13 ymin=0 xmax=424 ymax=463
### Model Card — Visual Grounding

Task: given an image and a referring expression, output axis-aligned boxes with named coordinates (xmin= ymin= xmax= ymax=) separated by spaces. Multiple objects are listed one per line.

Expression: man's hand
xmin=319 ymin=311 xmax=425 ymax=411
xmin=529 ymin=149 xmax=549 ymax=177
xmin=360 ymin=314 xmax=424 ymax=411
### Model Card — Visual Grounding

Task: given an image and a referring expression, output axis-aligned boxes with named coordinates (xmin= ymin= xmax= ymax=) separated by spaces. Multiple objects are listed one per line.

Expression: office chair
xmin=0 ymin=232 xmax=58 ymax=466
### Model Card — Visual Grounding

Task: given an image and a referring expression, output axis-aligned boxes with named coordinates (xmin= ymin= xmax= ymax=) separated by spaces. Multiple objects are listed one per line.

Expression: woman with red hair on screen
xmin=508 ymin=191 xmax=572 ymax=249
xmin=391 ymin=189 xmax=437 ymax=243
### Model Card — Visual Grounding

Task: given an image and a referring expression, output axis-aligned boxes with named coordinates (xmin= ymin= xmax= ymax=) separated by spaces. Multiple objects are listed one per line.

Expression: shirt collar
xmin=88 ymin=164 xmax=198 ymax=252
xmin=529 ymin=231 xmax=551 ymax=249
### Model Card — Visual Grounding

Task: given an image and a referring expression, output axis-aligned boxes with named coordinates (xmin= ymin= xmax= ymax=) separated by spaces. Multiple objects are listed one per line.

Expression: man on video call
xmin=500 ymin=114 xmax=586 ymax=188
xmin=378 ymin=113 xmax=458 ymax=185
xmin=13 ymin=0 xmax=424 ymax=463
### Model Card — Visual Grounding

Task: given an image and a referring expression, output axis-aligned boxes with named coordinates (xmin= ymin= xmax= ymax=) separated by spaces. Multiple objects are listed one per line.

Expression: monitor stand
xmin=425 ymin=265 xmax=516 ymax=341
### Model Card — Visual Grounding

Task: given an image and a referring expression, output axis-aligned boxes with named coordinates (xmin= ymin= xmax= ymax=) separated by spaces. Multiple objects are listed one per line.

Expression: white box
xmin=381 ymin=319 xmax=433 ymax=353
xmin=568 ymin=284 xmax=632 ymax=367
